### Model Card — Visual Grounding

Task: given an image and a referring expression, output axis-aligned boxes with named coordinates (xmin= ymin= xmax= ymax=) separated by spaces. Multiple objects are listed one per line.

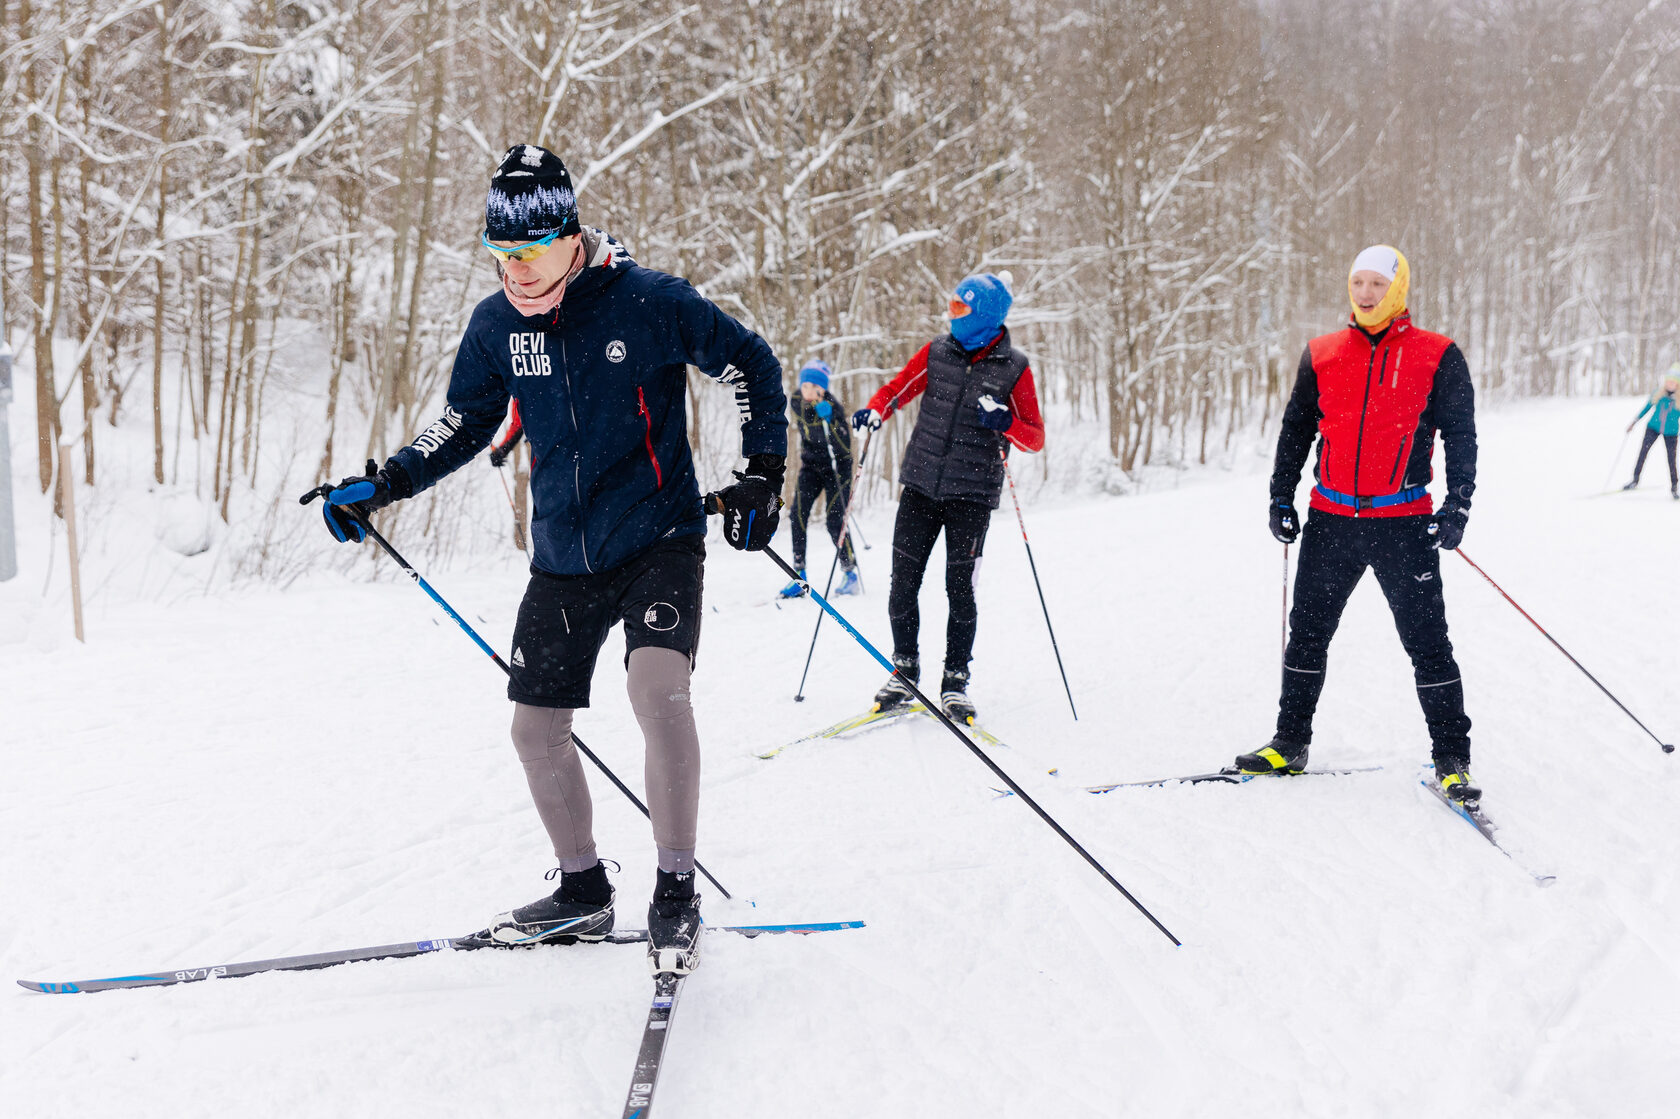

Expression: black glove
xmin=706 ymin=453 xmax=785 ymax=551
xmin=1428 ymin=504 xmax=1468 ymax=551
xmin=976 ymin=393 xmax=1012 ymax=431
xmin=852 ymin=408 xmax=882 ymax=432
xmin=1269 ymin=500 xmax=1300 ymax=544
xmin=306 ymin=459 xmax=409 ymax=544
xmin=489 ymin=427 xmax=524 ymax=468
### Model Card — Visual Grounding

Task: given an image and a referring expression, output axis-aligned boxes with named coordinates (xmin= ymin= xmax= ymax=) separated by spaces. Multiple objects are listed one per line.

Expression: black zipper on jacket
xmin=1388 ymin=433 xmax=1411 ymax=488
xmin=1350 ymin=335 xmax=1378 ymax=515
xmin=933 ymin=348 xmax=970 ymax=498
xmin=557 ymin=312 xmax=593 ymax=573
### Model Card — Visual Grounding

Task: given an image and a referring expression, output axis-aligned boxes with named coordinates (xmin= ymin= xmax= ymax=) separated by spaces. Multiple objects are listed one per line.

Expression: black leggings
xmin=790 ymin=466 xmax=855 ymax=570
xmin=1278 ymin=511 xmax=1471 ymax=761
xmin=1632 ymin=427 xmax=1678 ymax=486
xmin=887 ymin=487 xmax=991 ymax=673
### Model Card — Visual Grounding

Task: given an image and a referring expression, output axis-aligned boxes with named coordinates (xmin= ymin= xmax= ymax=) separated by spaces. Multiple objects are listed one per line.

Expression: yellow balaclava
xmin=1348 ymin=245 xmax=1410 ymax=333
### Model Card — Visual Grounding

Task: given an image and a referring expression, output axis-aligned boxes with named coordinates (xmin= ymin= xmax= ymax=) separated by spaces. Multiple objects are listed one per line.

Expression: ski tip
xmin=718 ymin=920 xmax=866 ymax=936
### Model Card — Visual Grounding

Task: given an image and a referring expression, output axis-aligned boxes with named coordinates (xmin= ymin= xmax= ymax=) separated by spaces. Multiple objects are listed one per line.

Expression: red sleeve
xmin=1004 ymin=367 xmax=1044 ymax=452
xmin=492 ymin=400 xmax=524 ymax=454
xmin=867 ymin=344 xmax=932 ymax=418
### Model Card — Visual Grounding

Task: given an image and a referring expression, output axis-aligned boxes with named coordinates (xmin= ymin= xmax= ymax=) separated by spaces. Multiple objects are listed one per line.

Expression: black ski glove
xmin=1428 ymin=503 xmax=1468 ymax=551
xmin=488 ymin=428 xmax=523 ymax=468
xmin=304 ymin=459 xmax=412 ymax=544
xmin=976 ymin=393 xmax=1013 ymax=431
xmin=705 ymin=453 xmax=785 ymax=551
xmin=1269 ymin=500 xmax=1300 ymax=544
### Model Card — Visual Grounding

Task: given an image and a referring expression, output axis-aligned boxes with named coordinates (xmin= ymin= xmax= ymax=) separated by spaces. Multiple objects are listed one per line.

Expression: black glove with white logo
xmin=706 ymin=453 xmax=785 ymax=551
xmin=976 ymin=393 xmax=1013 ymax=431
xmin=1268 ymin=500 xmax=1300 ymax=544
xmin=1428 ymin=503 xmax=1468 ymax=551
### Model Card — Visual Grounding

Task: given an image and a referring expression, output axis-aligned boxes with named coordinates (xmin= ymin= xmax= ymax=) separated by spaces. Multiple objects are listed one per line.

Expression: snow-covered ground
xmin=3 ymin=394 xmax=1679 ymax=1118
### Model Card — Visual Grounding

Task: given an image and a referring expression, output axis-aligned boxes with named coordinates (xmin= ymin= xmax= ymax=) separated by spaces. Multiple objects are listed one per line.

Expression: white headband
xmin=1350 ymin=245 xmax=1401 ymax=280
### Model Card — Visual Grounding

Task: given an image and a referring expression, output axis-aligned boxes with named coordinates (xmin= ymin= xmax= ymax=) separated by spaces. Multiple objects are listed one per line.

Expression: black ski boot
xmin=872 ymin=653 xmax=920 ymax=711
xmin=1434 ymin=757 xmax=1481 ymax=805
xmin=647 ymin=868 xmax=702 ymax=976
xmin=940 ymin=667 xmax=976 ymax=724
xmin=1232 ymin=738 xmax=1309 ymax=775
xmin=479 ymin=862 xmax=615 ymax=946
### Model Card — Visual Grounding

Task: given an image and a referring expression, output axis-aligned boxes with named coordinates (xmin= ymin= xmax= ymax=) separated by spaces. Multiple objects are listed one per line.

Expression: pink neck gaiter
xmin=502 ymin=242 xmax=586 ymax=318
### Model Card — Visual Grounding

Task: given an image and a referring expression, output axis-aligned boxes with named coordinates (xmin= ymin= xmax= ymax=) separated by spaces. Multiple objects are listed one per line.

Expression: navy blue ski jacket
xmin=388 ymin=230 xmax=787 ymax=575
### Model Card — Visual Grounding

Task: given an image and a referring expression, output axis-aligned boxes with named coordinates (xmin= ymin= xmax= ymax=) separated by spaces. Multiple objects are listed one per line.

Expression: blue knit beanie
xmin=950 ymin=273 xmax=1013 ymax=351
xmin=798 ymin=360 xmax=831 ymax=391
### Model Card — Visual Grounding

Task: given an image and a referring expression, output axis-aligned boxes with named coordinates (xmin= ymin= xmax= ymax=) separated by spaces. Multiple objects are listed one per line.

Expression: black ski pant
xmin=1278 ymin=511 xmax=1472 ymax=763
xmin=1631 ymin=426 xmax=1678 ymax=487
xmin=888 ymin=486 xmax=991 ymax=676
xmin=789 ymin=464 xmax=856 ymax=571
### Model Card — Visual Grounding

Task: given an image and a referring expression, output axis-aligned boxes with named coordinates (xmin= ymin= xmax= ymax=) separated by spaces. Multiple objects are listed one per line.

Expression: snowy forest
xmin=3 ymin=0 xmax=1678 ymax=574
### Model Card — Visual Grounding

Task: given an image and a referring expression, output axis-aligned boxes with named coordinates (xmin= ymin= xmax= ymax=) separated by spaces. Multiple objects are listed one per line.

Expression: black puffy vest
xmin=898 ymin=331 xmax=1028 ymax=508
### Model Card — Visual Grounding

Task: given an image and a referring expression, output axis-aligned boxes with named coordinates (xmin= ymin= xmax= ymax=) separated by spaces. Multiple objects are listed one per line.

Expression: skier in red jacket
xmin=1237 ymin=245 xmax=1482 ymax=803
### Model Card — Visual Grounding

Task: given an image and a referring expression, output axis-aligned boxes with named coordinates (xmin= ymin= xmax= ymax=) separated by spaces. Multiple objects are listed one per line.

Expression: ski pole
xmin=1455 ymin=548 xmax=1674 ymax=755
xmin=494 ymin=463 xmax=528 ymax=551
xmin=1282 ymin=542 xmax=1290 ymax=668
xmin=1602 ymin=424 xmax=1635 ymax=492
xmin=716 ymin=523 xmax=1179 ymax=946
xmin=1000 ymin=452 xmax=1078 ymax=721
xmin=298 ymin=489 xmax=734 ymax=897
xmin=794 ymin=428 xmax=869 ymax=702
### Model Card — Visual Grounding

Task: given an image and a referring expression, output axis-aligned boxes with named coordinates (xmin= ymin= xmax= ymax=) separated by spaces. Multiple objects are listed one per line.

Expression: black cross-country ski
xmin=621 ymin=971 xmax=684 ymax=1118
xmin=756 ymin=702 xmax=927 ymax=759
xmin=992 ymin=765 xmax=1380 ymax=798
xmin=16 ymin=921 xmax=866 ymax=994
xmin=1085 ymin=765 xmax=1382 ymax=793
xmin=1421 ymin=772 xmax=1555 ymax=886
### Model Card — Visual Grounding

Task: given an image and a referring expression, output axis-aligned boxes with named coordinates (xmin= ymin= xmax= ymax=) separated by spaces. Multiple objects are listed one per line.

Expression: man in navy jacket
xmin=315 ymin=145 xmax=786 ymax=976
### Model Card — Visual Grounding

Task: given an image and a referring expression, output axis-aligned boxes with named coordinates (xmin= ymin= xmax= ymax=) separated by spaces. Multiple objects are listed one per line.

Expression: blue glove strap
xmin=329 ymin=479 xmax=376 ymax=505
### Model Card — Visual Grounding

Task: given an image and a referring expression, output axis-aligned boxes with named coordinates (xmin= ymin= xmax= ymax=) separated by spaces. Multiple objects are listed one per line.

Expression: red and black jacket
xmin=1271 ymin=312 xmax=1476 ymax=518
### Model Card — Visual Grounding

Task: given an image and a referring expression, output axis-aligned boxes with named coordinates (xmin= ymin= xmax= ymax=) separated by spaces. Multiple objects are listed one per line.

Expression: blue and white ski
xmin=17 ymin=921 xmax=866 ymax=994
xmin=1420 ymin=769 xmax=1555 ymax=886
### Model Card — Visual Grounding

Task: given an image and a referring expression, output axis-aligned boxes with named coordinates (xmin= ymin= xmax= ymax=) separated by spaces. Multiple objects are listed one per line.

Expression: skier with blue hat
xmin=852 ymin=271 xmax=1044 ymax=723
xmin=778 ymin=359 xmax=860 ymax=597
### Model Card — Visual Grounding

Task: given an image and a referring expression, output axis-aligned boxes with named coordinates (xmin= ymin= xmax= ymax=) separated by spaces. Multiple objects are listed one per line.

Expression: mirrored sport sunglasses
xmin=948 ymin=296 xmax=972 ymax=319
xmin=481 ymin=230 xmax=561 ymax=263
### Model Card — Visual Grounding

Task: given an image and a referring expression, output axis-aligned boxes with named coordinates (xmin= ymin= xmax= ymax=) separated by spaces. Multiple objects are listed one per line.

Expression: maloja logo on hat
xmin=606 ymin=340 xmax=626 ymax=363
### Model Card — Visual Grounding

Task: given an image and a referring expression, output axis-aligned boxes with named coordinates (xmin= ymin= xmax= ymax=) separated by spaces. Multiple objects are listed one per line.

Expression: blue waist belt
xmin=1314 ymin=483 xmax=1429 ymax=510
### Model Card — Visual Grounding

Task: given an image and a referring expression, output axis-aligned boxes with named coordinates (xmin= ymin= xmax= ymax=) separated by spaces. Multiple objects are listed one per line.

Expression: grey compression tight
xmin=509 ymin=646 xmax=699 ymax=874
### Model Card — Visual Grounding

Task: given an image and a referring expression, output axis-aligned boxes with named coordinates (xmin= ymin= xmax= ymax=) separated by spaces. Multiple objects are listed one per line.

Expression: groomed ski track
xmin=4 ymin=397 xmax=1679 ymax=1118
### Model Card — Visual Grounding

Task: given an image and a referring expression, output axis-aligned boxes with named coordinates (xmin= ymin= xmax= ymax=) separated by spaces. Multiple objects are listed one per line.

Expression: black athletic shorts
xmin=507 ymin=536 xmax=704 ymax=709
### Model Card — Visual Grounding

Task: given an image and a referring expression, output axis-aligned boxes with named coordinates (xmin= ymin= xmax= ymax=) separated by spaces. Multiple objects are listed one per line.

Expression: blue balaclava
xmin=799 ymin=360 xmax=831 ymax=392
xmin=949 ymin=273 xmax=1013 ymax=351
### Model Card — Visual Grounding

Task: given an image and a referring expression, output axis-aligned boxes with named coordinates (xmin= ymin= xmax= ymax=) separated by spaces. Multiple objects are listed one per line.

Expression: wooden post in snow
xmin=57 ymin=440 xmax=85 ymax=642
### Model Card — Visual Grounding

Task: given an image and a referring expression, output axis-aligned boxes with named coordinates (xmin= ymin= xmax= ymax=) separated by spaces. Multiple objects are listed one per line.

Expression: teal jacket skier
xmin=1624 ymin=368 xmax=1680 ymax=495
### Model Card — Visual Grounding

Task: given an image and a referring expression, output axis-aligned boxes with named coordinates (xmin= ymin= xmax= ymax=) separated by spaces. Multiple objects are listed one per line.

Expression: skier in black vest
xmin=853 ymin=272 xmax=1044 ymax=723
xmin=310 ymin=145 xmax=787 ymax=976
xmin=778 ymin=359 xmax=859 ymax=597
